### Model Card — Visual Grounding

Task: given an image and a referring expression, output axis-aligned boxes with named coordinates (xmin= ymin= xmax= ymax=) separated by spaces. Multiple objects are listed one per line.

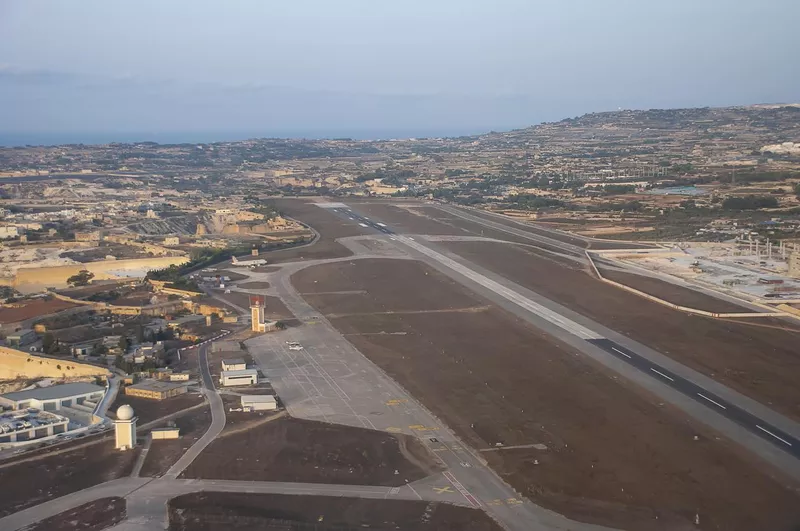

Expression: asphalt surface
xmin=323 ymin=202 xmax=800 ymax=468
xmin=163 ymin=343 xmax=225 ymax=479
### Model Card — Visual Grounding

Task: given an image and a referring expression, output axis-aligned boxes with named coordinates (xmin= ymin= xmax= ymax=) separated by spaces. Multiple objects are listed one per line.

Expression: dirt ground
xmin=291 ymin=258 xmax=800 ymax=531
xmin=181 ymin=416 xmax=439 ymax=486
xmin=139 ymin=405 xmax=212 ymax=478
xmin=168 ymin=492 xmax=502 ymax=531
xmin=598 ymin=266 xmax=752 ymax=313
xmin=437 ymin=240 xmax=800 ymax=421
xmin=260 ymin=199 xmax=369 ymax=263
xmin=237 ymin=281 xmax=270 ymax=289
xmin=111 ymin=392 xmax=205 ymax=425
xmin=0 ymin=298 xmax=78 ymax=324
xmin=20 ymin=497 xmax=126 ymax=531
xmin=0 ymin=441 xmax=139 ymax=517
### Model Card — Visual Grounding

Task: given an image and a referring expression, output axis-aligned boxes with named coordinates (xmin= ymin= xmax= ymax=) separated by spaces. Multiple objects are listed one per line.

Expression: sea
xmin=0 ymin=127 xmax=496 ymax=148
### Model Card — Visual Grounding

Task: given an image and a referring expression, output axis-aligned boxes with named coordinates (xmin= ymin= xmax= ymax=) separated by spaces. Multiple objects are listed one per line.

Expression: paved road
xmin=327 ymin=202 xmax=800 ymax=477
xmin=163 ymin=344 xmax=226 ymax=479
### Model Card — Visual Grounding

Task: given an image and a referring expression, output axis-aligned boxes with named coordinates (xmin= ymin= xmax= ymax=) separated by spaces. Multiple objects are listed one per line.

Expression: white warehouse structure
xmin=220 ymin=369 xmax=258 ymax=387
xmin=221 ymin=358 xmax=247 ymax=372
xmin=0 ymin=383 xmax=105 ymax=412
xmin=241 ymin=394 xmax=277 ymax=411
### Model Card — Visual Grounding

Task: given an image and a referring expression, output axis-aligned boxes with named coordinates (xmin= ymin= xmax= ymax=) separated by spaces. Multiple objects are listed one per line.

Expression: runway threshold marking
xmin=443 ymin=471 xmax=481 ymax=508
xmin=756 ymin=425 xmax=793 ymax=446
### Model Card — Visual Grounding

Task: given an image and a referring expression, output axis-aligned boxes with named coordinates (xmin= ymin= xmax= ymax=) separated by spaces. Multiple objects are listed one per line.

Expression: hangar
xmin=220 ymin=369 xmax=258 ymax=387
xmin=0 ymin=382 xmax=105 ymax=412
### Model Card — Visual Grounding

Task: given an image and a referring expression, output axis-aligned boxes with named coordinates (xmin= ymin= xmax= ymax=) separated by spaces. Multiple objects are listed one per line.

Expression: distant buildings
xmin=124 ymin=380 xmax=189 ymax=400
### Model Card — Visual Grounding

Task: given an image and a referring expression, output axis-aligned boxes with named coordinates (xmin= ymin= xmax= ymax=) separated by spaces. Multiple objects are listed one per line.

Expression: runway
xmin=321 ymin=202 xmax=800 ymax=470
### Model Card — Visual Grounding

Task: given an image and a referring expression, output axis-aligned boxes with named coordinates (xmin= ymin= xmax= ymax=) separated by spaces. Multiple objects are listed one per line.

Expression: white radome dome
xmin=116 ymin=404 xmax=134 ymax=421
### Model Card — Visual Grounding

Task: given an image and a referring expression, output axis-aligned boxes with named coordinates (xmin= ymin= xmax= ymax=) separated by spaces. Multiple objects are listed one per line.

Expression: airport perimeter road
xmin=241 ymin=263 xmax=614 ymax=531
xmin=164 ymin=344 xmax=226 ymax=479
xmin=325 ymin=203 xmax=800 ymax=477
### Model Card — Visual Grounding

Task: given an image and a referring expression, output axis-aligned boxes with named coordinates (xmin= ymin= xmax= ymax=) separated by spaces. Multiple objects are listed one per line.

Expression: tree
xmin=66 ymin=269 xmax=94 ymax=287
xmin=42 ymin=333 xmax=55 ymax=351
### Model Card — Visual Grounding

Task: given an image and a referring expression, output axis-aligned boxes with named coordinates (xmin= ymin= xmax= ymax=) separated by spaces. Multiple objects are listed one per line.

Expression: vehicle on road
xmin=288 ymin=344 xmax=303 ymax=351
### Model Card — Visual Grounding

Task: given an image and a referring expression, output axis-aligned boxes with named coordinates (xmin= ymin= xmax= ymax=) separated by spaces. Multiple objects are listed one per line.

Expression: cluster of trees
xmin=602 ymin=184 xmax=636 ymax=196
xmin=507 ymin=194 xmax=565 ymax=209
xmin=721 ymin=195 xmax=779 ymax=211
xmin=66 ymin=269 xmax=94 ymax=287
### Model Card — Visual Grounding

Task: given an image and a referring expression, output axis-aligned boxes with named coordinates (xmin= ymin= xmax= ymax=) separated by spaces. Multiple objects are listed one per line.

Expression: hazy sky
xmin=1 ymin=0 xmax=799 ymax=142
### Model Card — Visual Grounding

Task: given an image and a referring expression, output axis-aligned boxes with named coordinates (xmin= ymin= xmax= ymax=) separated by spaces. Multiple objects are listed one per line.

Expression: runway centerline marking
xmin=611 ymin=347 xmax=632 ymax=358
xmin=697 ymin=393 xmax=727 ymax=410
xmin=756 ymin=425 xmax=793 ymax=446
xmin=650 ymin=368 xmax=675 ymax=382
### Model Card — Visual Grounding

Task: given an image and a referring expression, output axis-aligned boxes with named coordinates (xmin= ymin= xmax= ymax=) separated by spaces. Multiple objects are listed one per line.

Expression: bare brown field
xmin=139 ymin=405 xmax=212 ymax=478
xmin=438 ymin=240 xmax=800 ymax=421
xmin=181 ymin=416 xmax=438 ymax=486
xmin=20 ymin=497 xmax=126 ymax=531
xmin=291 ymin=258 xmax=800 ymax=531
xmin=168 ymin=492 xmax=502 ymax=531
xmin=598 ymin=266 xmax=752 ymax=313
xmin=0 ymin=441 xmax=139 ymax=517
xmin=111 ymin=392 xmax=204 ymax=425
xmin=262 ymin=199 xmax=368 ymax=263
xmin=0 ymin=298 xmax=78 ymax=324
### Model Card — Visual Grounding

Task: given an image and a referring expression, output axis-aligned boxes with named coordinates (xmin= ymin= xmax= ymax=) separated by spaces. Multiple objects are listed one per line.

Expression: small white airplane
xmin=231 ymin=256 xmax=268 ymax=267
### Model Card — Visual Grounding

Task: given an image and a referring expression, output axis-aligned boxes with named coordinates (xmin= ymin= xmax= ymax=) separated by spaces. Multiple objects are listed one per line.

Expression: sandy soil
xmin=0 ymin=441 xmax=139 ymax=517
xmin=181 ymin=416 xmax=439 ymax=486
xmin=139 ymin=405 xmax=212 ymax=478
xmin=598 ymin=266 xmax=752 ymax=313
xmin=19 ymin=497 xmax=125 ymax=531
xmin=291 ymin=258 xmax=800 ymax=531
xmin=438 ymin=240 xmax=800 ymax=421
xmin=111 ymin=393 xmax=205 ymax=425
xmin=168 ymin=492 xmax=503 ymax=531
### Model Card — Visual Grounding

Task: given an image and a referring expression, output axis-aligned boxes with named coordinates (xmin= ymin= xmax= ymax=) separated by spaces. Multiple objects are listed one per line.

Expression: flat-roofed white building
xmin=220 ymin=369 xmax=258 ymax=387
xmin=221 ymin=358 xmax=246 ymax=371
xmin=0 ymin=383 xmax=105 ymax=412
xmin=241 ymin=394 xmax=277 ymax=411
